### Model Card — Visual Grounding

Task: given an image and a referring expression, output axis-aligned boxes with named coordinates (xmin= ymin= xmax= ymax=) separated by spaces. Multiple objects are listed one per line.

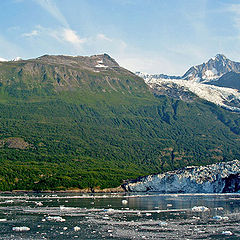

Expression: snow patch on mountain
xmin=95 ymin=59 xmax=109 ymax=68
xmin=12 ymin=57 xmax=22 ymax=62
xmin=137 ymin=72 xmax=240 ymax=111
xmin=0 ymin=57 xmax=8 ymax=62
xmin=152 ymin=79 xmax=240 ymax=111
xmin=203 ymin=68 xmax=219 ymax=80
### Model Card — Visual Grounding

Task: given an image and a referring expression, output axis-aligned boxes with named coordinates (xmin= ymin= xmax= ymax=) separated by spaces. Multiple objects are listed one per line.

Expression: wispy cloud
xmin=22 ymin=30 xmax=39 ymax=37
xmin=33 ymin=1 xmax=86 ymax=48
xmin=97 ymin=34 xmax=113 ymax=42
xmin=35 ymin=25 xmax=86 ymax=48
xmin=35 ymin=0 xmax=68 ymax=27
xmin=62 ymin=28 xmax=86 ymax=45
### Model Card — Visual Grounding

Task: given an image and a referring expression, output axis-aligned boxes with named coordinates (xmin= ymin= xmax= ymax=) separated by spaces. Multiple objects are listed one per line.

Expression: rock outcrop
xmin=122 ymin=160 xmax=240 ymax=193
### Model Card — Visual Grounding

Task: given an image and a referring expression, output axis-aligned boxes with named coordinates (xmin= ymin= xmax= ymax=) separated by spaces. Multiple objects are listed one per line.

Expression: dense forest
xmin=0 ymin=55 xmax=239 ymax=191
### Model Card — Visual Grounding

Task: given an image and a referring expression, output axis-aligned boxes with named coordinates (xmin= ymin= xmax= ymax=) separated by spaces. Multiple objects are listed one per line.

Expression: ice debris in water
xmin=35 ymin=202 xmax=43 ymax=206
xmin=74 ymin=226 xmax=80 ymax=231
xmin=104 ymin=208 xmax=114 ymax=212
xmin=159 ymin=221 xmax=168 ymax=226
xmin=212 ymin=215 xmax=229 ymax=221
xmin=12 ymin=226 xmax=30 ymax=231
xmin=45 ymin=216 xmax=66 ymax=222
xmin=222 ymin=231 xmax=233 ymax=236
xmin=192 ymin=206 xmax=209 ymax=212
xmin=122 ymin=200 xmax=128 ymax=205
xmin=214 ymin=207 xmax=224 ymax=211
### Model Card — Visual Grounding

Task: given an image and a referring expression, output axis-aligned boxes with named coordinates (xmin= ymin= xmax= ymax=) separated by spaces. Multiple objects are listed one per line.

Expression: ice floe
xmin=12 ymin=226 xmax=30 ymax=231
xmin=212 ymin=215 xmax=229 ymax=221
xmin=74 ymin=226 xmax=80 ymax=231
xmin=222 ymin=230 xmax=233 ymax=236
xmin=45 ymin=216 xmax=66 ymax=222
xmin=192 ymin=206 xmax=210 ymax=212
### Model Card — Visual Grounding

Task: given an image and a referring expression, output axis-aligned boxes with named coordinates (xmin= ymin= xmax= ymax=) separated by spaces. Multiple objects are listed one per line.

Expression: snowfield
xmin=137 ymin=72 xmax=240 ymax=111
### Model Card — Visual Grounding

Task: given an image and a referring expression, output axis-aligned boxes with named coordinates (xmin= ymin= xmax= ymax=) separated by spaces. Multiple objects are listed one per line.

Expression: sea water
xmin=0 ymin=192 xmax=239 ymax=239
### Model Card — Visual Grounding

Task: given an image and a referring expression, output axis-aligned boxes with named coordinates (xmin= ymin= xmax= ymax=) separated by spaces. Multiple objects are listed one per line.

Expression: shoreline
xmin=0 ymin=186 xmax=126 ymax=194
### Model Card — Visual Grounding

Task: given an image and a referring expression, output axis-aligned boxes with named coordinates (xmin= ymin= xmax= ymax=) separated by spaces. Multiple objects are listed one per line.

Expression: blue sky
xmin=0 ymin=0 xmax=240 ymax=75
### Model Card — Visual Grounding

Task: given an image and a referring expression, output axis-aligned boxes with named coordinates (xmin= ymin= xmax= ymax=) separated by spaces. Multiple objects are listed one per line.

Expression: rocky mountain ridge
xmin=137 ymin=54 xmax=240 ymax=112
xmin=123 ymin=160 xmax=240 ymax=193
xmin=138 ymin=54 xmax=240 ymax=83
xmin=183 ymin=54 xmax=240 ymax=83
xmin=0 ymin=53 xmax=146 ymax=96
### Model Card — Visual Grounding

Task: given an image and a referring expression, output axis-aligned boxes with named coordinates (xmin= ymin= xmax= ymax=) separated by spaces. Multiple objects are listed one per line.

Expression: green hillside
xmin=0 ymin=55 xmax=239 ymax=191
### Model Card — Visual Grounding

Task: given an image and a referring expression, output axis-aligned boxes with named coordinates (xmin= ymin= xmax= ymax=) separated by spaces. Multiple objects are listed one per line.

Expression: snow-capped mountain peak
xmin=183 ymin=54 xmax=240 ymax=83
xmin=136 ymin=54 xmax=240 ymax=112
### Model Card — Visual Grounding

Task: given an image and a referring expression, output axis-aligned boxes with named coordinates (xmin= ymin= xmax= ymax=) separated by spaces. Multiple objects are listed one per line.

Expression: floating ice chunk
xmin=159 ymin=221 xmax=168 ymax=226
xmin=222 ymin=231 xmax=233 ymax=236
xmin=74 ymin=226 xmax=80 ymax=231
xmin=45 ymin=216 xmax=66 ymax=222
xmin=214 ymin=207 xmax=224 ymax=211
xmin=104 ymin=208 xmax=114 ymax=212
xmin=192 ymin=206 xmax=209 ymax=212
xmin=212 ymin=215 xmax=229 ymax=221
xmin=35 ymin=202 xmax=43 ymax=206
xmin=122 ymin=200 xmax=128 ymax=205
xmin=60 ymin=205 xmax=65 ymax=210
xmin=12 ymin=226 xmax=30 ymax=231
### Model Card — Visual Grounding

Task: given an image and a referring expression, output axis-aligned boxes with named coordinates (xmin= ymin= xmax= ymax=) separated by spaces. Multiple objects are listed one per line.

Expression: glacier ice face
xmin=123 ymin=160 xmax=240 ymax=193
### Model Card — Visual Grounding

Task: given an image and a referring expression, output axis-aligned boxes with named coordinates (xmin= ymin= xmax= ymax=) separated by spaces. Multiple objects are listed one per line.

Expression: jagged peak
xmin=210 ymin=54 xmax=227 ymax=61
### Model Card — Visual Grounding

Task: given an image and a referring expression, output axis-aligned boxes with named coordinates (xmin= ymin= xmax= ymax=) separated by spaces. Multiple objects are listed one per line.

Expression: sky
xmin=0 ymin=0 xmax=240 ymax=75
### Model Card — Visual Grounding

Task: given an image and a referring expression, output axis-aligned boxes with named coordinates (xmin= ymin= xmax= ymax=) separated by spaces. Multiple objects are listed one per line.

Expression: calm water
xmin=0 ymin=193 xmax=239 ymax=239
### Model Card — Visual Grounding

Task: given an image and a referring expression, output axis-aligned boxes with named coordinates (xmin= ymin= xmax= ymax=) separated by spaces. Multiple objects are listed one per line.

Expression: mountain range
xmin=137 ymin=54 xmax=240 ymax=111
xmin=0 ymin=53 xmax=239 ymax=191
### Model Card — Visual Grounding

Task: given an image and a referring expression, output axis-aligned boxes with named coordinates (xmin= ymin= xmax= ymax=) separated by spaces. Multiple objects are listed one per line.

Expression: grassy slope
xmin=0 ymin=58 xmax=239 ymax=191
